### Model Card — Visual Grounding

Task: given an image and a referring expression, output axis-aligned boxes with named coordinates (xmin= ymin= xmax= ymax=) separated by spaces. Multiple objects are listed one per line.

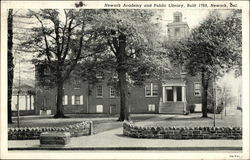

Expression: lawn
xmin=8 ymin=107 xmax=242 ymax=135
xmin=138 ymin=108 xmax=242 ymax=128
xmin=8 ymin=114 xmax=159 ymax=134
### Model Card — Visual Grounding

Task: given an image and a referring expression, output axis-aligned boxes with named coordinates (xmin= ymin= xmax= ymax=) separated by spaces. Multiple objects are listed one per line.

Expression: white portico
xmin=159 ymin=79 xmax=187 ymax=114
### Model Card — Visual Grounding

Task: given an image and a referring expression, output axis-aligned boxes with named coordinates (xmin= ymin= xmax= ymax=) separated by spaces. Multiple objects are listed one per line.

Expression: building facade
xmin=35 ymin=12 xmax=203 ymax=115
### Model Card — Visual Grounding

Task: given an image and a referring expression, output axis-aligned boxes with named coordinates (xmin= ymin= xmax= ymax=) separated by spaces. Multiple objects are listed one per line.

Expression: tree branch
xmin=33 ymin=13 xmax=51 ymax=63
xmin=108 ymin=39 xmax=117 ymax=55
xmin=62 ymin=13 xmax=74 ymax=61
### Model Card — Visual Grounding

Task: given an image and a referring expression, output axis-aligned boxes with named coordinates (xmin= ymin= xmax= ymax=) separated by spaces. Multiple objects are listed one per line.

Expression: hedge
xmin=8 ymin=121 xmax=93 ymax=140
xmin=123 ymin=121 xmax=242 ymax=140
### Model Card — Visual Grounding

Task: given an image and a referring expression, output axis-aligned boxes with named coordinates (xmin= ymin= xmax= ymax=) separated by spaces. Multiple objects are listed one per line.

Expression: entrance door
xmin=166 ymin=89 xmax=173 ymax=101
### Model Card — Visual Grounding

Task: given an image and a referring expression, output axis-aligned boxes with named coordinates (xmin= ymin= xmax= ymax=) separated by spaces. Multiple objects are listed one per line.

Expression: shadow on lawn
xmin=163 ymin=116 xmax=213 ymax=121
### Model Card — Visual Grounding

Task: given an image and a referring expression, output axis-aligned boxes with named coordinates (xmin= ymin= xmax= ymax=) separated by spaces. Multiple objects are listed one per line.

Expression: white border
xmin=1 ymin=1 xmax=249 ymax=159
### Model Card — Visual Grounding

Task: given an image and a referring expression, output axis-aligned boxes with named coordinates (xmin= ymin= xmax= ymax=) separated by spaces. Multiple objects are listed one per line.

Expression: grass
xmin=8 ymin=114 xmax=158 ymax=134
xmin=139 ymin=109 xmax=242 ymax=128
xmin=8 ymin=107 xmax=242 ymax=134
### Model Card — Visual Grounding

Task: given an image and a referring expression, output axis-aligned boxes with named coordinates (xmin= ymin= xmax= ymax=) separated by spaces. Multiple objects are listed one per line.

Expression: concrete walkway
xmin=8 ymin=117 xmax=242 ymax=151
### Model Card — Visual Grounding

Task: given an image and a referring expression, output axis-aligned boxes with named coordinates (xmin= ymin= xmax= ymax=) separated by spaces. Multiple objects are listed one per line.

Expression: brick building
xmin=35 ymin=12 xmax=202 ymax=115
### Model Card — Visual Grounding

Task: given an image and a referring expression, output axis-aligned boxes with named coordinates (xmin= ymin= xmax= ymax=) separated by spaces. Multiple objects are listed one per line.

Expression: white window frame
xmin=96 ymin=105 xmax=103 ymax=113
xmin=148 ymin=104 xmax=155 ymax=112
xmin=71 ymin=95 xmax=83 ymax=105
xmin=96 ymin=73 xmax=103 ymax=79
xmin=145 ymin=83 xmax=158 ymax=97
xmin=96 ymin=85 xmax=103 ymax=98
xmin=63 ymin=95 xmax=68 ymax=105
xmin=194 ymin=82 xmax=201 ymax=97
xmin=113 ymin=73 xmax=118 ymax=79
xmin=110 ymin=87 xmax=115 ymax=98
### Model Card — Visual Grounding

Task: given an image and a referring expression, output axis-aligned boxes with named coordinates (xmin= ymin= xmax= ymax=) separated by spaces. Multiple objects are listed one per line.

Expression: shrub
xmin=188 ymin=104 xmax=196 ymax=113
xmin=207 ymin=104 xmax=224 ymax=114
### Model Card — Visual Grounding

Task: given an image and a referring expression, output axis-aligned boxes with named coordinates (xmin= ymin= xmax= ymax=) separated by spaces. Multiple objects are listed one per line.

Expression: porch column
xmin=182 ymin=86 xmax=187 ymax=112
xmin=173 ymin=87 xmax=177 ymax=102
xmin=182 ymin=86 xmax=186 ymax=102
xmin=162 ymin=86 xmax=166 ymax=103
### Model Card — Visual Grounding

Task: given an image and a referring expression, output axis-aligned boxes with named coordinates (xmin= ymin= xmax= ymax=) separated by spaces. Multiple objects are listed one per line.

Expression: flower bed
xmin=8 ymin=121 xmax=93 ymax=140
xmin=123 ymin=121 xmax=242 ymax=139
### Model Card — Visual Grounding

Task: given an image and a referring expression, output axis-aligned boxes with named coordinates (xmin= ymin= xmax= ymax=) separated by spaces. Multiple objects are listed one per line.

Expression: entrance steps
xmin=159 ymin=102 xmax=184 ymax=114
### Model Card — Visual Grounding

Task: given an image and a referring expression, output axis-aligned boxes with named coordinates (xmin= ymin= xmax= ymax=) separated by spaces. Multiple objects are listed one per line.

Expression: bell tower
xmin=167 ymin=12 xmax=189 ymax=41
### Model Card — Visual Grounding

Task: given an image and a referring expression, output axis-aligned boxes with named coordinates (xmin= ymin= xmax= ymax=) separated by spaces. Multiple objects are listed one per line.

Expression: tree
xmin=23 ymin=9 xmax=98 ymax=118
xmin=166 ymin=10 xmax=242 ymax=117
xmin=8 ymin=9 xmax=14 ymax=124
xmin=89 ymin=10 xmax=166 ymax=121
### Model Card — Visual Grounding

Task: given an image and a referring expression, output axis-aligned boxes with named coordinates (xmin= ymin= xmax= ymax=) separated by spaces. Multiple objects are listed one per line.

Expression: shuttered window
xmin=71 ymin=95 xmax=83 ymax=105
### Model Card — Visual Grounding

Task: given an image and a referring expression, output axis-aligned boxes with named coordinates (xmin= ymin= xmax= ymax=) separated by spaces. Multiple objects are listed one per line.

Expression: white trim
xmin=110 ymin=87 xmax=115 ymax=98
xmin=96 ymin=105 xmax=103 ymax=113
xmin=72 ymin=95 xmax=75 ymax=105
xmin=80 ymin=95 xmax=83 ymax=105
xmin=96 ymin=85 xmax=103 ymax=98
xmin=162 ymin=86 xmax=166 ymax=102
xmin=194 ymin=82 xmax=201 ymax=97
xmin=148 ymin=104 xmax=155 ymax=112
xmin=173 ymin=87 xmax=177 ymax=102
xmin=64 ymin=95 xmax=68 ymax=105
xmin=145 ymin=83 xmax=158 ymax=97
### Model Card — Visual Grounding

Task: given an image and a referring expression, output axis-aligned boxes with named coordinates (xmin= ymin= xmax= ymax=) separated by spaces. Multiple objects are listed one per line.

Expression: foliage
xmin=86 ymin=9 xmax=167 ymax=120
xmin=22 ymin=9 xmax=101 ymax=117
xmin=166 ymin=10 xmax=242 ymax=117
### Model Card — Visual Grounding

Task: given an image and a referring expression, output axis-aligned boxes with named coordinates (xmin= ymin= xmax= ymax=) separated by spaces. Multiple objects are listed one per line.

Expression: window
xmin=96 ymin=73 xmax=103 ymax=79
xmin=56 ymin=95 xmax=68 ymax=105
xmin=194 ymin=82 xmax=201 ymax=96
xmin=73 ymin=79 xmax=81 ymax=89
xmin=71 ymin=95 xmax=83 ymax=105
xmin=174 ymin=15 xmax=180 ymax=22
xmin=148 ymin=104 xmax=155 ymax=112
xmin=145 ymin=84 xmax=151 ymax=96
xmin=75 ymin=96 xmax=80 ymax=105
xmin=145 ymin=83 xmax=158 ymax=97
xmin=152 ymin=84 xmax=158 ymax=96
xmin=96 ymin=105 xmax=103 ymax=113
xmin=110 ymin=87 xmax=116 ymax=98
xmin=63 ymin=95 xmax=68 ymax=105
xmin=96 ymin=85 xmax=103 ymax=98
xmin=113 ymin=73 xmax=118 ymax=79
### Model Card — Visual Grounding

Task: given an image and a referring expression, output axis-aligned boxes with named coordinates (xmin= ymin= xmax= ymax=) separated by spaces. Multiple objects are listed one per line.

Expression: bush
xmin=188 ymin=104 xmax=196 ymax=113
xmin=207 ymin=104 xmax=224 ymax=114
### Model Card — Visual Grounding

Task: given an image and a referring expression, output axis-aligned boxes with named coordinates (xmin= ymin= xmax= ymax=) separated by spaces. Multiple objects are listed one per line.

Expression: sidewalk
xmin=8 ymin=118 xmax=242 ymax=151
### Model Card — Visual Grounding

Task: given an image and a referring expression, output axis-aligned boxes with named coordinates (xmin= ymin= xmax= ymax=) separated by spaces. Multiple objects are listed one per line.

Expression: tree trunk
xmin=54 ymin=70 xmax=65 ymax=118
xmin=201 ymin=71 xmax=209 ymax=118
xmin=117 ymin=69 xmax=129 ymax=121
xmin=117 ymin=33 xmax=129 ymax=121
xmin=8 ymin=9 xmax=13 ymax=124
